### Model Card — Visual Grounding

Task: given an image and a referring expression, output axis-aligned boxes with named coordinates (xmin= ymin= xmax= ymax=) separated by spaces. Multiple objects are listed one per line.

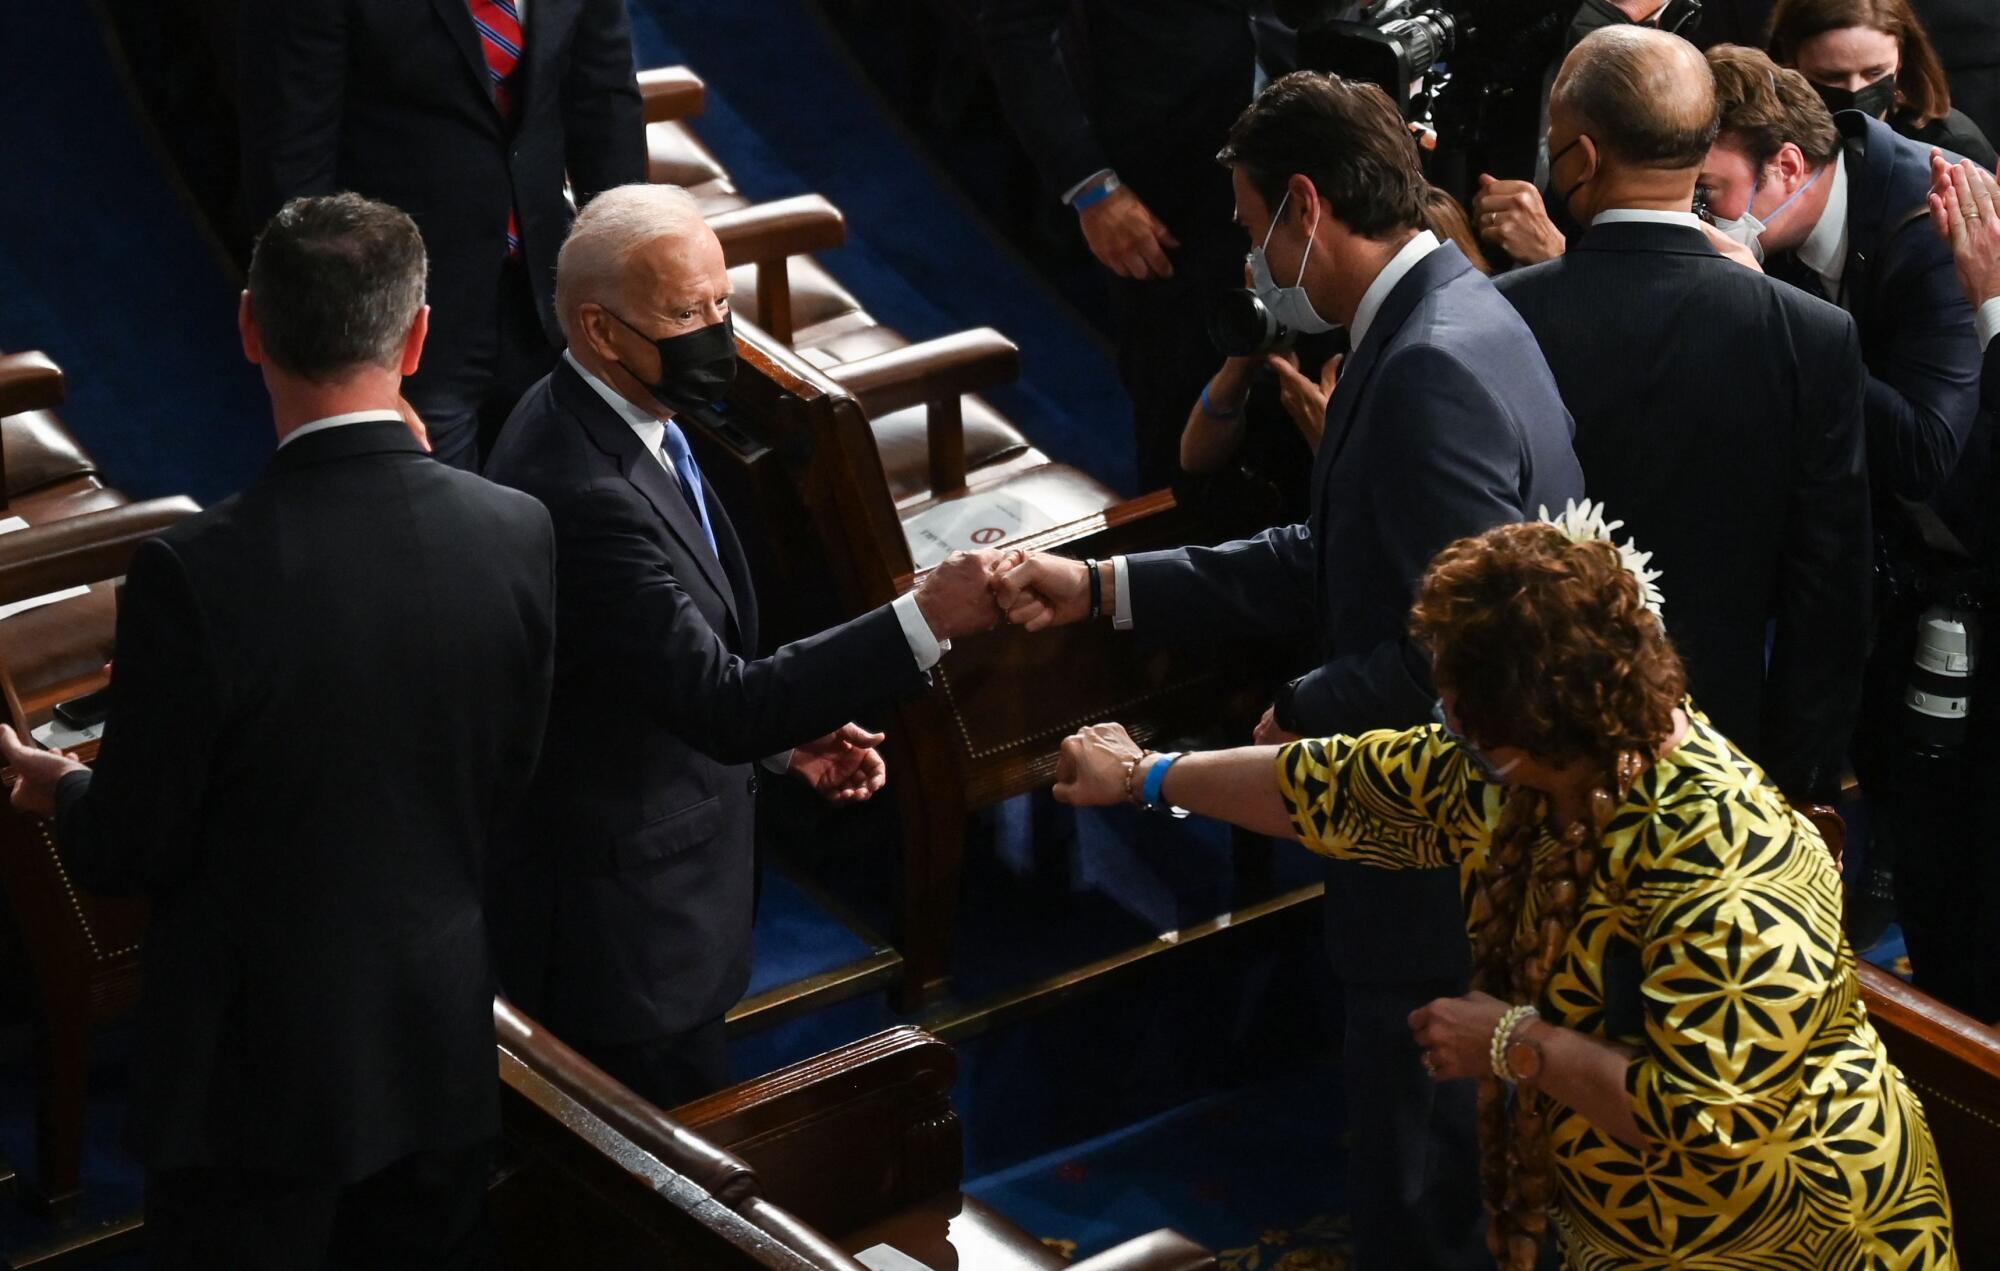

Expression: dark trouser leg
xmin=405 ymin=260 xmax=557 ymax=471
xmin=1895 ymin=714 xmax=2000 ymax=1021
xmin=1105 ymin=242 xmax=1240 ymax=493
xmin=575 ymin=1017 xmax=731 ymax=1110
xmin=146 ymin=1166 xmax=338 ymax=1271
xmin=329 ymin=1141 xmax=496 ymax=1271
xmin=1342 ymin=980 xmax=1489 ymax=1271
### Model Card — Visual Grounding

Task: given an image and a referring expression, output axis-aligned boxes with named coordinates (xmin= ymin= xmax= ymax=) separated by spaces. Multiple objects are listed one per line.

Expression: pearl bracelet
xmin=1490 ymin=1003 xmax=1539 ymax=1081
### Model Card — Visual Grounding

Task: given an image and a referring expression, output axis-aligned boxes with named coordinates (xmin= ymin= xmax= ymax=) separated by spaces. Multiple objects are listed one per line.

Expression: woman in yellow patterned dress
xmin=1050 ymin=520 xmax=1956 ymax=1269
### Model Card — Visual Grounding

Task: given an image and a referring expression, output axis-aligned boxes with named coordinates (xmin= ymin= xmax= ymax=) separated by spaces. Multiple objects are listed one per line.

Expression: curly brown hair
xmin=1411 ymin=521 xmax=1686 ymax=767
xmin=1411 ymin=521 xmax=1685 ymax=1267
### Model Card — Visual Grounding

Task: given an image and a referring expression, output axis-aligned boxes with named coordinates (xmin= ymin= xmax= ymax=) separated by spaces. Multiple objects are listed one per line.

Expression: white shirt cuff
xmin=1112 ymin=556 xmax=1134 ymax=631
xmin=892 ymin=590 xmax=949 ymax=671
xmin=1976 ymin=296 xmax=2000 ymax=352
xmin=1062 ymin=168 xmax=1117 ymax=206
xmin=759 ymin=751 xmax=792 ymax=775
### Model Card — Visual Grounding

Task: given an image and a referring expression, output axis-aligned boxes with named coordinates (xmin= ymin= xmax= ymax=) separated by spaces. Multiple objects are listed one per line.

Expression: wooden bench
xmin=495 ymin=1002 xmax=1216 ymax=1269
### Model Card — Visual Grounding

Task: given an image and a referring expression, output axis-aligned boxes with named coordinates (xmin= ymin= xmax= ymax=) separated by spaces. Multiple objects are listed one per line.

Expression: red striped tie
xmin=468 ymin=0 xmax=525 ymax=259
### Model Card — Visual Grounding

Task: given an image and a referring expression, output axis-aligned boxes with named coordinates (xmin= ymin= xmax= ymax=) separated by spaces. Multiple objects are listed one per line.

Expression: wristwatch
xmin=1506 ymin=1023 xmax=1545 ymax=1083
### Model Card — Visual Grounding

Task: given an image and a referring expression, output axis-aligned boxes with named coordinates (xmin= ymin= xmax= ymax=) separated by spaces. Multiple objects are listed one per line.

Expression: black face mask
xmin=1814 ymin=72 xmax=1897 ymax=121
xmin=606 ymin=310 xmax=737 ymax=410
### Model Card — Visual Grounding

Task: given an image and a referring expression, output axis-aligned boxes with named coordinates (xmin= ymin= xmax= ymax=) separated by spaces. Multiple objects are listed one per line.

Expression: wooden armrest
xmin=1800 ymin=804 xmax=1844 ymax=873
xmin=710 ymin=195 xmax=848 ymax=346
xmin=824 ymin=329 xmax=1019 ymax=420
xmin=826 ymin=330 xmax=1020 ymax=496
xmin=673 ymin=1027 xmax=961 ymax=1236
xmin=711 ymin=195 xmax=847 ymax=268
xmin=493 ymin=998 xmax=761 ymax=1208
xmin=638 ymin=65 xmax=706 ymax=123
xmin=0 ymin=497 xmax=199 ymax=607
xmin=1071 ymin=1230 xmax=1218 ymax=1271
xmin=0 ymin=351 xmax=65 ymax=418
xmin=736 ymin=1198 xmax=870 ymax=1270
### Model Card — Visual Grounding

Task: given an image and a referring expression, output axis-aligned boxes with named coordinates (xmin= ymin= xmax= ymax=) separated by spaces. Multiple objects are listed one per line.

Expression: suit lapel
xmin=557 ymin=365 xmax=744 ymax=634
xmin=430 ymin=0 xmax=502 ymax=117
xmin=1310 ymin=243 xmax=1476 ymax=514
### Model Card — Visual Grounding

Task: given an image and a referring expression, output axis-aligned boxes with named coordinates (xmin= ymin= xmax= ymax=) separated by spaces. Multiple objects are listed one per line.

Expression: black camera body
xmin=1208 ymin=289 xmax=1295 ymax=358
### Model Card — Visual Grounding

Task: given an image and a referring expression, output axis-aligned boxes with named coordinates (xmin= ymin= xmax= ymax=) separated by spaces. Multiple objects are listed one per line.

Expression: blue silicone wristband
xmin=1200 ymin=382 xmax=1240 ymax=421
xmin=1073 ymin=179 xmax=1117 ymax=212
xmin=1142 ymin=752 xmax=1183 ymax=812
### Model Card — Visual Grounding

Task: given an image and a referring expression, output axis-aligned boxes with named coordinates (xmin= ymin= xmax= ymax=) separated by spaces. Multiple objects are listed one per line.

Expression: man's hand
xmin=395 ymin=394 xmax=432 ymax=453
xmin=1408 ymin=990 xmax=1511 ymax=1082
xmin=790 ymin=723 xmax=887 ymax=805
xmin=1930 ymin=150 xmax=2000 ymax=308
xmin=1472 ymin=176 xmax=1566 ymax=266
xmin=913 ymin=549 xmax=1007 ymax=641
xmin=1700 ymin=223 xmax=1765 ymax=273
xmin=1079 ymin=186 xmax=1180 ymax=281
xmin=1052 ymin=722 xmax=1144 ymax=806
xmin=991 ymin=552 xmax=1094 ymax=632
xmin=1252 ymin=705 xmax=1300 ymax=747
xmin=1267 ymin=351 xmax=1339 ymax=451
xmin=0 ymin=725 xmax=86 ymax=819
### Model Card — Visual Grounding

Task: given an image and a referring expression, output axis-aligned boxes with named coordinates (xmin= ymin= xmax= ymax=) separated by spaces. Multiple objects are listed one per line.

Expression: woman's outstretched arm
xmin=1052 ymin=724 xmax=1296 ymax=838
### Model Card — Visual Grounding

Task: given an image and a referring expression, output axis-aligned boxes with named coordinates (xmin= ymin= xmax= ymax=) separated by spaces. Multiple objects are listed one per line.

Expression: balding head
xmin=1553 ymin=26 xmax=1718 ymax=170
xmin=556 ymin=183 xmax=722 ymax=342
xmin=555 ymin=183 xmax=733 ymax=415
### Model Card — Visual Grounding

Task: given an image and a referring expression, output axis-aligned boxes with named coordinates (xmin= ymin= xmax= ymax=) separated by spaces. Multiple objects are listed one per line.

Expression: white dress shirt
xmin=1977 ymin=298 xmax=2000 ymax=352
xmin=1107 ymin=230 xmax=1443 ymax=630
xmin=1795 ymin=152 xmax=1850 ymax=301
xmin=1591 ymin=208 xmax=1707 ymax=232
xmin=561 ymin=352 xmax=948 ymax=675
xmin=277 ymin=408 xmax=405 ymax=449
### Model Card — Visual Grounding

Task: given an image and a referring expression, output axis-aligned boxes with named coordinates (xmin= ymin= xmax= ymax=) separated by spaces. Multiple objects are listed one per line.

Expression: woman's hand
xmin=1409 ymin=991 xmax=1511 ymax=1081
xmin=1266 ymin=351 xmax=1338 ymax=451
xmin=1052 ymin=722 xmax=1144 ymax=807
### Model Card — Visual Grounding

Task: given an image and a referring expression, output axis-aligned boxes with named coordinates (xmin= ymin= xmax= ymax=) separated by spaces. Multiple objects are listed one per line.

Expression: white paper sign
xmin=903 ymin=494 xmax=1061 ymax=570
xmin=0 ymin=517 xmax=90 ymax=621
xmin=854 ymin=1246 xmax=934 ymax=1271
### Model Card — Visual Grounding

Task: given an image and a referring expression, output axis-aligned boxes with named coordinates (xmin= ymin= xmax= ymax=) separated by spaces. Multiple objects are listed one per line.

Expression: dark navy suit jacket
xmin=1770 ymin=114 xmax=1983 ymax=508
xmin=483 ymin=361 xmax=927 ymax=1045
xmin=238 ymin=0 xmax=644 ymax=381
xmin=1497 ymin=220 xmax=1871 ymax=802
xmin=57 ymin=422 xmax=555 ymax=1181
xmin=1127 ymin=242 xmax=1584 ymax=983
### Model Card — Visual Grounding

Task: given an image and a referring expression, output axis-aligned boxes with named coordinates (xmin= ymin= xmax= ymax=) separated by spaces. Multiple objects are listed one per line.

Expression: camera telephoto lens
xmin=1208 ymin=289 xmax=1294 ymax=357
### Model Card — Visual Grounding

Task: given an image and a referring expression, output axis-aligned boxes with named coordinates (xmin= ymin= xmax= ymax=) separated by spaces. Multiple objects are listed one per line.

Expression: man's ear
xmin=239 ymin=291 xmax=262 ymax=366
xmin=1776 ymin=142 xmax=1809 ymax=189
xmin=398 ymin=304 xmax=430 ymax=378
xmin=576 ymin=303 xmax=620 ymax=364
xmin=1286 ymin=172 xmax=1321 ymax=228
xmin=1576 ymin=133 xmax=1602 ymax=184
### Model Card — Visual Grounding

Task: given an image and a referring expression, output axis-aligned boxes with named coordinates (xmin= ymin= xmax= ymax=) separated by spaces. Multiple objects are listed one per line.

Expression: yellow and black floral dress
xmin=1276 ymin=714 xmax=1956 ymax=1269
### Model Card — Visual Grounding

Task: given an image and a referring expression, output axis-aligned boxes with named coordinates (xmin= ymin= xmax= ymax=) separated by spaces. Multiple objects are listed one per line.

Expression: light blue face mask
xmin=1430 ymin=699 xmax=1523 ymax=785
xmin=1249 ymin=189 xmax=1339 ymax=336
xmin=1709 ymin=162 xmax=1826 ymax=264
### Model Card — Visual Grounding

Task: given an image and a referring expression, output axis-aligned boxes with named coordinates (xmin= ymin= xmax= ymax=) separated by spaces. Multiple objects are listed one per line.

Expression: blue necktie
xmin=659 ymin=420 xmax=719 ymax=556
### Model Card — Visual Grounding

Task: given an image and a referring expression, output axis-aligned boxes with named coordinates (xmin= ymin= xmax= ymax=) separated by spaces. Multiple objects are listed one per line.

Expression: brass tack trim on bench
xmin=1912 ymin=1079 xmax=2000 ymax=1132
xmin=35 ymin=820 xmax=138 ymax=964
xmin=935 ymin=667 xmax=1215 ymax=762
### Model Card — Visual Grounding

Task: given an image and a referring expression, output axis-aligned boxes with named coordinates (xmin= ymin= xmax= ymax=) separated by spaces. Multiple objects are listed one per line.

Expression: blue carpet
xmin=967 ymin=1060 xmax=1348 ymax=1263
xmin=623 ymin=0 xmax=1138 ymax=495
xmin=0 ymin=2 xmax=269 ymax=506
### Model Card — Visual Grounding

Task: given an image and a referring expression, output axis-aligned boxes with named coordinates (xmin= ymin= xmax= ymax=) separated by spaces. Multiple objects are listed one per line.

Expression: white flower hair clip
xmin=1537 ymin=498 xmax=1665 ymax=616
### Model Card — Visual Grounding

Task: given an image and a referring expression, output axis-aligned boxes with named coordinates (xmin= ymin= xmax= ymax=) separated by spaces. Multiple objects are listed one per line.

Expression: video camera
xmin=1276 ymin=0 xmax=1703 ymax=150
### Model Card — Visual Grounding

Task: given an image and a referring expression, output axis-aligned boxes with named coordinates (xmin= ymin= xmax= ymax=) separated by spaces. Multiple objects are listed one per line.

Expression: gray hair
xmin=246 ymin=194 xmax=428 ymax=382
xmin=555 ymin=184 xmax=704 ymax=341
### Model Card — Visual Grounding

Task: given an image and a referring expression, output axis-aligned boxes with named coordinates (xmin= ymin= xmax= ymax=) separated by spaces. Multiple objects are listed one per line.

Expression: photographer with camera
xmin=981 ymin=0 xmax=1265 ymax=491
xmin=995 ymin=70 xmax=1582 ymax=1270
